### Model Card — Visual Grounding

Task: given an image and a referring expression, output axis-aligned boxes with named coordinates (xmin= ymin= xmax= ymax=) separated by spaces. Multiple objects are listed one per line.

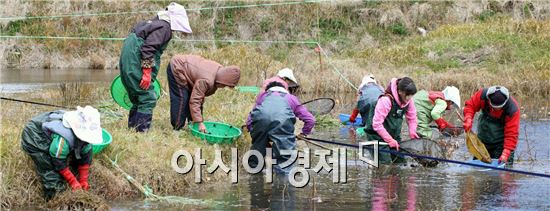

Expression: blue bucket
xmin=462 ymin=159 xmax=505 ymax=171
xmin=338 ymin=113 xmax=363 ymax=126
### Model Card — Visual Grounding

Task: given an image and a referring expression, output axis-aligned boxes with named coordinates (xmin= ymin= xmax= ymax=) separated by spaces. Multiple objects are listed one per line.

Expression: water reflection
xmin=249 ymin=174 xmax=297 ymax=210
xmin=459 ymin=172 xmax=519 ymax=210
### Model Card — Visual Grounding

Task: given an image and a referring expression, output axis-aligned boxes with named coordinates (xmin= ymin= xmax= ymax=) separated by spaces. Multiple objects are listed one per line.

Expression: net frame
xmin=301 ymin=97 xmax=335 ymax=115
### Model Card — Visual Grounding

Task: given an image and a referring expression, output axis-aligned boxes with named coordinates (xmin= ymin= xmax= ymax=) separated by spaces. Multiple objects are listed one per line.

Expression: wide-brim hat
xmin=62 ymin=106 xmax=102 ymax=144
xmin=277 ymin=68 xmax=298 ymax=87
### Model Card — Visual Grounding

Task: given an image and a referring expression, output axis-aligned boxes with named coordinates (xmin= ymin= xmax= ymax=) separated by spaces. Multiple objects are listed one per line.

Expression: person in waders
xmin=246 ymin=81 xmax=316 ymax=174
xmin=463 ymin=86 xmax=520 ymax=164
xmin=167 ymin=55 xmax=241 ymax=132
xmin=414 ymin=86 xmax=462 ymax=139
xmin=363 ymin=77 xmax=419 ymax=164
xmin=119 ymin=2 xmax=192 ymax=132
xmin=21 ymin=106 xmax=103 ymax=200
xmin=348 ymin=74 xmax=384 ymax=126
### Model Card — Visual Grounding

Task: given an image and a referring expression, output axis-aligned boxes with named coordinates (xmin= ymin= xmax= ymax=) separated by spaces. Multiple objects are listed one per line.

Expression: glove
xmin=59 ymin=167 xmax=82 ymax=191
xmin=297 ymin=133 xmax=307 ymax=140
xmin=499 ymin=149 xmax=512 ymax=164
xmin=434 ymin=118 xmax=453 ymax=131
xmin=463 ymin=116 xmax=473 ymax=132
xmin=409 ymin=132 xmax=420 ymax=139
xmin=78 ymin=164 xmax=90 ymax=191
xmin=349 ymin=108 xmax=360 ymax=123
xmin=139 ymin=67 xmax=152 ymax=90
xmin=385 ymin=139 xmax=400 ymax=150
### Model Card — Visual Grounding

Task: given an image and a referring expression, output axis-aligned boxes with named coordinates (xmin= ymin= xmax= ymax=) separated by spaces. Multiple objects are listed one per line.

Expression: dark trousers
xmin=167 ymin=65 xmax=192 ymax=130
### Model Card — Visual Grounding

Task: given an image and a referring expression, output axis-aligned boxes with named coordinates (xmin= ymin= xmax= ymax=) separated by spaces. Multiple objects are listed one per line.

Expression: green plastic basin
xmin=237 ymin=86 xmax=260 ymax=94
xmin=92 ymin=129 xmax=112 ymax=155
xmin=189 ymin=121 xmax=242 ymax=144
xmin=110 ymin=75 xmax=162 ymax=110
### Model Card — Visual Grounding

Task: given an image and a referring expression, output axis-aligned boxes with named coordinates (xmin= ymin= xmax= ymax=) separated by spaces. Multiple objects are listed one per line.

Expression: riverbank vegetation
xmin=1 ymin=0 xmax=550 ymax=208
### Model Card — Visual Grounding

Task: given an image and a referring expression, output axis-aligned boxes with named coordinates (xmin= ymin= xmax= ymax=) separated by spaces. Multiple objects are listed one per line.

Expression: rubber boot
xmin=135 ymin=111 xmax=153 ymax=132
xmin=128 ymin=108 xmax=137 ymax=129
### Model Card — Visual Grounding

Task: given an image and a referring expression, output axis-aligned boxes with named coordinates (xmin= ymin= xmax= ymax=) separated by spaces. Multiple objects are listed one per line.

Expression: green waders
xmin=477 ymin=111 xmax=514 ymax=164
xmin=119 ymin=33 xmax=167 ymax=132
xmin=21 ymin=111 xmax=67 ymax=200
xmin=364 ymin=96 xmax=408 ymax=164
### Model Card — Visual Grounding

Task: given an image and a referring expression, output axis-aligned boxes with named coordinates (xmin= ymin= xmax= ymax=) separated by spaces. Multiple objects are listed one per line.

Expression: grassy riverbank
xmin=0 ymin=78 xmax=257 ymax=209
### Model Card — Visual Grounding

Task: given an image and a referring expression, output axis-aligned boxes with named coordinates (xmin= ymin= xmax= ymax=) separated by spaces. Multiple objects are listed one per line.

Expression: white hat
xmin=167 ymin=2 xmax=192 ymax=33
xmin=277 ymin=68 xmax=298 ymax=87
xmin=442 ymin=86 xmax=461 ymax=108
xmin=62 ymin=106 xmax=102 ymax=144
xmin=358 ymin=74 xmax=377 ymax=90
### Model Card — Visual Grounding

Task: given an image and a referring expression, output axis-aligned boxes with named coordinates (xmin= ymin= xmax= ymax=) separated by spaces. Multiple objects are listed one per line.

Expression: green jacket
xmin=414 ymin=90 xmax=448 ymax=138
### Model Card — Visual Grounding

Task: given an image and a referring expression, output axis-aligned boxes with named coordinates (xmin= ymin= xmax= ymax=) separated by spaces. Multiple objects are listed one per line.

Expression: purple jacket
xmin=246 ymin=91 xmax=316 ymax=135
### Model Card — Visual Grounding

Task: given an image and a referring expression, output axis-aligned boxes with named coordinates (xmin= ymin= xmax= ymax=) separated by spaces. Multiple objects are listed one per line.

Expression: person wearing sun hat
xmin=463 ymin=86 xmax=520 ymax=164
xmin=414 ymin=86 xmax=462 ymax=139
xmin=119 ymin=2 xmax=192 ymax=132
xmin=348 ymin=74 xmax=384 ymax=126
xmin=21 ymin=106 xmax=103 ymax=200
xmin=257 ymin=68 xmax=300 ymax=99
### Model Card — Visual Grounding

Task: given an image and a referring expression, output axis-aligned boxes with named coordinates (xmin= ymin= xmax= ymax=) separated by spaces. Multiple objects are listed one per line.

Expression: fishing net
xmin=400 ymin=139 xmax=447 ymax=167
xmin=441 ymin=127 xmax=464 ymax=137
xmin=465 ymin=132 xmax=491 ymax=163
xmin=302 ymin=98 xmax=335 ymax=115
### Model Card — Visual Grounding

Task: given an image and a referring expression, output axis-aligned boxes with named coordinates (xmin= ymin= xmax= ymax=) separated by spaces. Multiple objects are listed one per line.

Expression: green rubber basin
xmin=189 ymin=121 xmax=242 ymax=144
xmin=92 ymin=129 xmax=112 ymax=155
xmin=111 ymin=75 xmax=162 ymax=110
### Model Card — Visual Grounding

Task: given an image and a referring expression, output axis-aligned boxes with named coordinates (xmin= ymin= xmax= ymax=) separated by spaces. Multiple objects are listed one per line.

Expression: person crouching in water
xmin=348 ymin=74 xmax=384 ymax=126
xmin=414 ymin=86 xmax=462 ymax=139
xmin=463 ymin=86 xmax=520 ymax=164
xmin=246 ymin=81 xmax=316 ymax=174
xmin=364 ymin=77 xmax=419 ymax=164
xmin=21 ymin=106 xmax=103 ymax=200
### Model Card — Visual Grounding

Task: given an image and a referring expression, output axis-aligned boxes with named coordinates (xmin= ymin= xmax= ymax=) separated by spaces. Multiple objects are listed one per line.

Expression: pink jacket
xmin=372 ymin=78 xmax=418 ymax=142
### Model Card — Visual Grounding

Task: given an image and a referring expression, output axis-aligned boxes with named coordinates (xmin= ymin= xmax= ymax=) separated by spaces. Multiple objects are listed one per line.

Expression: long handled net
xmin=465 ymin=132 xmax=492 ymax=163
xmin=302 ymin=97 xmax=335 ymax=115
xmin=400 ymin=139 xmax=447 ymax=167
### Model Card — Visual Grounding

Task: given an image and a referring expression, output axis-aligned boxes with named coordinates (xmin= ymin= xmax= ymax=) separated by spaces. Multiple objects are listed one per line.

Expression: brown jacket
xmin=169 ymin=55 xmax=240 ymax=122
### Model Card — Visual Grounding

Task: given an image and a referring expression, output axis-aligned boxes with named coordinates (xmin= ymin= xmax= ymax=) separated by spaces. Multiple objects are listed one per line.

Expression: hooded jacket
xmin=169 ymin=55 xmax=240 ymax=122
xmin=372 ymin=78 xmax=418 ymax=142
